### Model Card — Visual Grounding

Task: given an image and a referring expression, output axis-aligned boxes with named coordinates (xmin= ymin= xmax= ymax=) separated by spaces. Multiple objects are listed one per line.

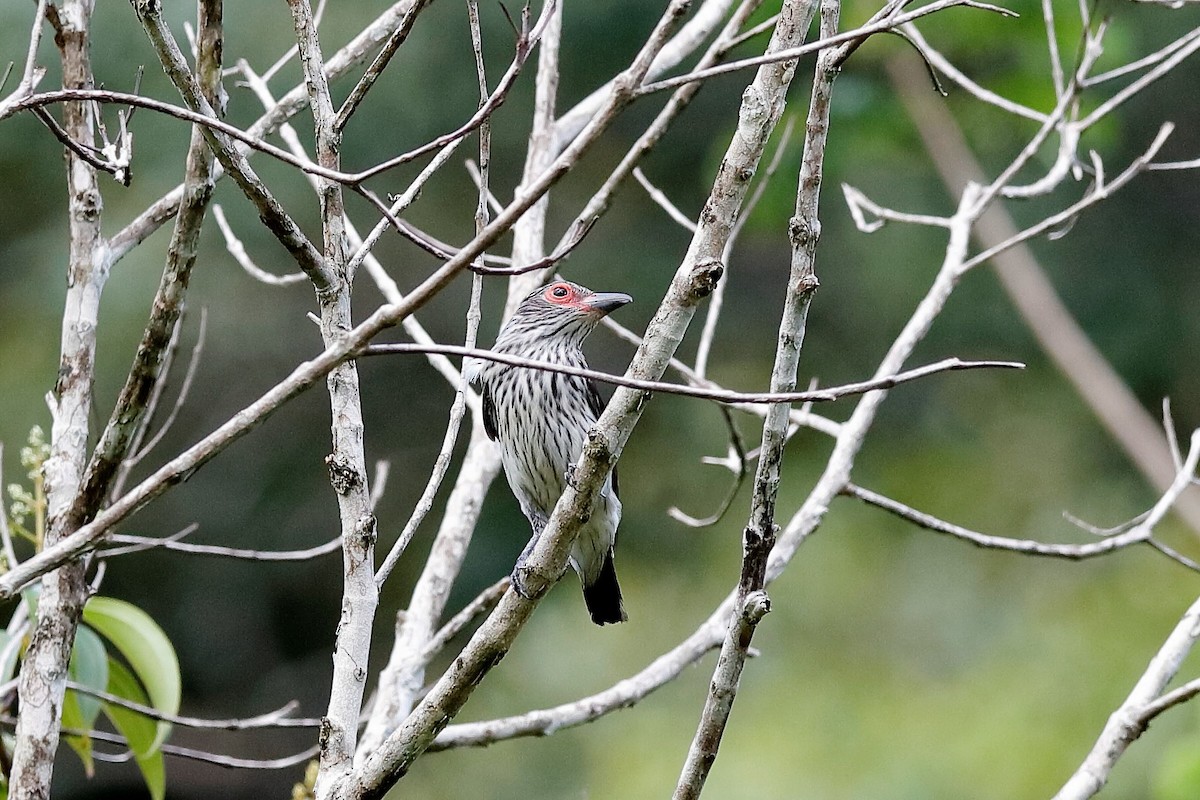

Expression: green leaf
xmin=69 ymin=625 xmax=108 ymax=726
xmin=60 ymin=624 xmax=109 ymax=777
xmin=60 ymin=690 xmax=94 ymax=777
xmin=82 ymin=596 xmax=180 ymax=750
xmin=102 ymin=657 xmax=166 ymax=800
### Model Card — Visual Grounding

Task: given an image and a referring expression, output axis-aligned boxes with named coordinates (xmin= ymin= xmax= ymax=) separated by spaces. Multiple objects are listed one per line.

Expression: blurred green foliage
xmin=2 ymin=0 xmax=1200 ymax=798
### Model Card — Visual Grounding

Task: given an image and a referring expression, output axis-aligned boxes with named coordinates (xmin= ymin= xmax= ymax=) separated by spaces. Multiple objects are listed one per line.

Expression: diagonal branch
xmin=0 ymin=0 xmax=699 ymax=613
xmin=131 ymin=0 xmax=332 ymax=290
xmin=1052 ymin=434 xmax=1200 ymax=800
xmin=636 ymin=0 xmax=1016 ymax=97
xmin=843 ymin=482 xmax=1200 ymax=571
xmin=333 ymin=0 xmax=433 ymax=132
xmin=887 ymin=54 xmax=1200 ymax=534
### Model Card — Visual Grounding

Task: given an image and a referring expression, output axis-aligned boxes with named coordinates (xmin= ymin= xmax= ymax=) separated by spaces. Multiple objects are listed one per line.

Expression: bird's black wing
xmin=481 ymin=384 xmax=498 ymax=441
xmin=584 ymin=378 xmax=618 ymax=498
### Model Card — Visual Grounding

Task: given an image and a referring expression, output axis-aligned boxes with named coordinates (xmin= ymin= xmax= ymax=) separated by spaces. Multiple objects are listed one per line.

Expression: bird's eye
xmin=551 ymin=285 xmax=569 ymax=298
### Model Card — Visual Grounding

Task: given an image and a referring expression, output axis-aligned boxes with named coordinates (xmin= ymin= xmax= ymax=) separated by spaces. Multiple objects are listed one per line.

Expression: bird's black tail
xmin=583 ymin=550 xmax=627 ymax=625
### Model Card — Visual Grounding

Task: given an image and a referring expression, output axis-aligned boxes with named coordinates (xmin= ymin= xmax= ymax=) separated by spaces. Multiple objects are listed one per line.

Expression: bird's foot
xmin=509 ymin=563 xmax=534 ymax=599
xmin=564 ymin=464 xmax=577 ymax=489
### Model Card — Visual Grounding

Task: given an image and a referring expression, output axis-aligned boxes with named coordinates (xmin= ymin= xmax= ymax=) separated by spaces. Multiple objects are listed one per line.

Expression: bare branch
xmin=333 ymin=0 xmax=433 ymax=132
xmin=280 ymin=0 xmax=378 ymax=790
xmin=634 ymin=167 xmax=698 ymax=231
xmin=432 ymin=611 xmax=727 ymax=751
xmin=675 ymin=0 xmax=837 ymax=791
xmin=212 ymin=205 xmax=306 ymax=286
xmin=369 ymin=343 xmax=1023 ymax=405
xmin=63 ymin=685 xmax=320 ymax=730
xmin=962 ymin=124 xmax=1174 ymax=271
xmin=119 ymin=309 xmax=208 ymax=489
xmin=130 ymin=2 xmax=331 ymax=288
xmin=842 ymin=182 xmax=953 ymax=231
xmin=414 ymin=578 xmax=509 ymax=668
xmin=1053 ymin=431 xmax=1200 ymax=798
xmin=843 ymin=482 xmax=1200 ymax=571
xmin=374 ymin=0 xmax=493 ymax=589
xmin=104 ymin=532 xmax=342 ymax=562
xmin=636 ymin=0 xmax=1018 ymax=97
xmin=1084 ymin=25 xmax=1200 ymax=87
xmin=10 ymin=0 xmax=107 ymax=790
xmin=888 ymin=53 xmax=1200 ymax=535
xmin=1077 ymin=25 xmax=1200 ymax=130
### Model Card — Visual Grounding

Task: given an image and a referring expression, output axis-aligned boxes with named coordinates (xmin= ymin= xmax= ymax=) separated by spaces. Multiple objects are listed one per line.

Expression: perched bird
xmin=470 ymin=280 xmax=632 ymax=625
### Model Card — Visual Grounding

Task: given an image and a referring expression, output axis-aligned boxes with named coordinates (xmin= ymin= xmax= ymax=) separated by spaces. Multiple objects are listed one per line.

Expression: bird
xmin=469 ymin=280 xmax=632 ymax=625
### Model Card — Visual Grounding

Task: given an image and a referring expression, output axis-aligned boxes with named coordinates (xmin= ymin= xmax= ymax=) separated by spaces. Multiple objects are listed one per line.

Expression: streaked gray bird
xmin=470 ymin=280 xmax=632 ymax=625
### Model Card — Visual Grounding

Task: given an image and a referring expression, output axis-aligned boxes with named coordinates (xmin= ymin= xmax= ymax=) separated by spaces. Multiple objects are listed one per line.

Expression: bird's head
xmin=497 ymin=281 xmax=632 ymax=350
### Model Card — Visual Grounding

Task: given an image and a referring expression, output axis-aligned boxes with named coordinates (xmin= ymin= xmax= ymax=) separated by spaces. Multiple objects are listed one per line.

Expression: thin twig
xmin=598 ymin=314 xmax=843 ymax=438
xmin=636 ymin=0 xmax=1017 ymax=97
xmin=374 ymin=0 xmax=492 ymax=588
xmin=212 ymin=205 xmax=306 ymax=285
xmin=896 ymin=23 xmax=1047 ymax=122
xmin=1077 ymin=26 xmax=1200 ymax=130
xmin=350 ymin=2 xmax=556 ymax=184
xmin=842 ymin=182 xmax=953 ymax=231
xmin=97 ymin=522 xmax=199 ymax=558
xmin=123 ymin=308 xmax=209 ymax=477
xmin=466 ymin=216 xmax=597 ymax=275
xmin=675 ymin=0 xmax=838 ymax=792
xmin=0 ymin=713 xmax=322 ymax=770
xmin=415 ymin=578 xmax=510 ymax=666
xmin=130 ymin=6 xmax=332 ymax=288
xmin=103 ymin=531 xmax=342 ymax=562
xmin=1051 ymin=432 xmax=1200 ymax=800
xmin=365 ymin=343 xmax=1024 ymax=405
xmin=333 ymin=0 xmax=433 ymax=132
xmin=369 ymin=460 xmax=392 ymax=512
xmin=667 ymin=406 xmax=748 ymax=528
xmin=844 ymin=482 xmax=1200 ymax=571
xmin=1083 ymin=25 xmax=1200 ymax=87
xmin=234 ymin=60 xmax=472 ymax=397
xmin=0 ymin=444 xmax=18 ymax=570
xmin=961 ymin=124 xmax=1174 ymax=271
xmin=62 ymin=685 xmax=320 ymax=730
xmin=634 ymin=167 xmax=697 ymax=231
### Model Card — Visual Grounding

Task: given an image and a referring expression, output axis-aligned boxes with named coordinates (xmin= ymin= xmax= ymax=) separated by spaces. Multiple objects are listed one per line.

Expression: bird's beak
xmin=583 ymin=291 xmax=633 ymax=315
